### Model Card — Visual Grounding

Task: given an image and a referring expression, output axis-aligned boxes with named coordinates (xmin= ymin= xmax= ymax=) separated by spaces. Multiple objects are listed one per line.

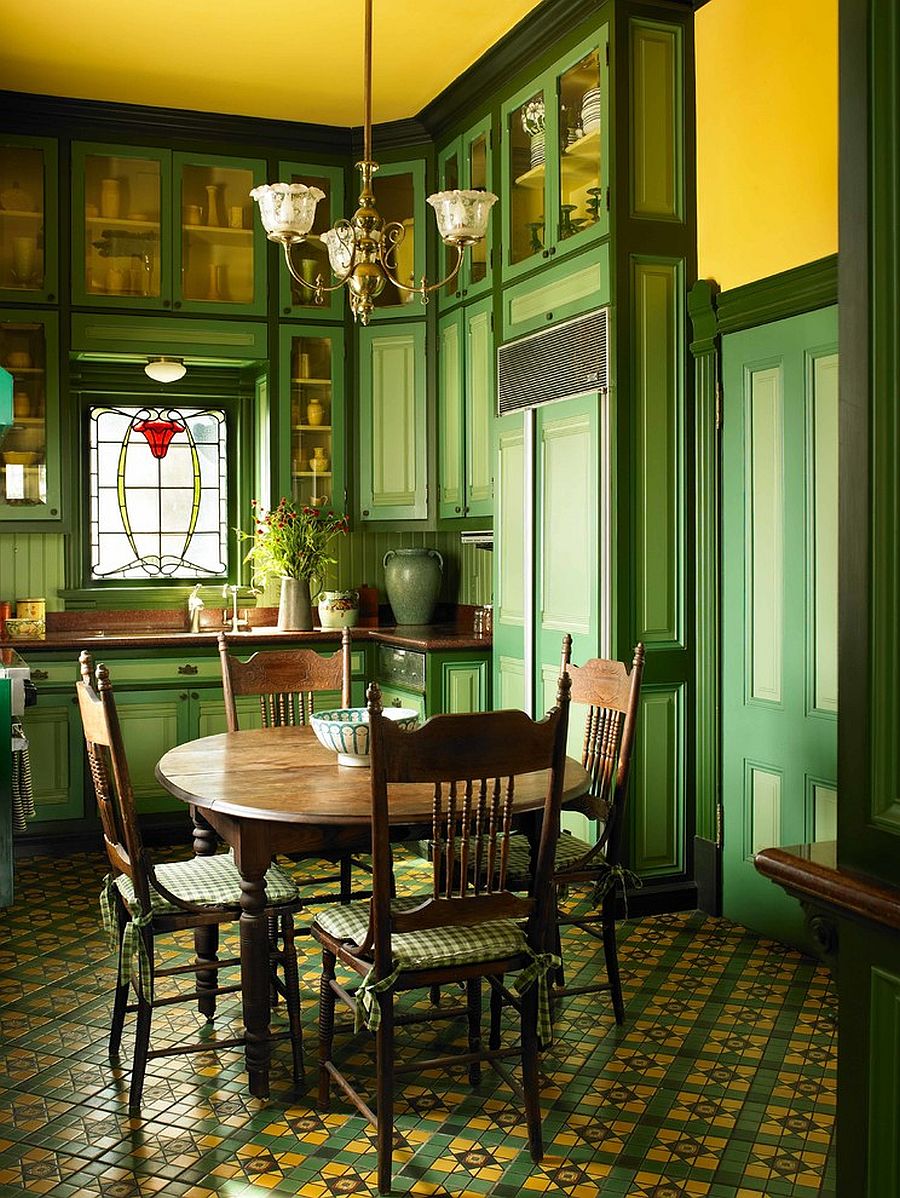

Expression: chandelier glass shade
xmin=250 ymin=0 xmax=498 ymax=325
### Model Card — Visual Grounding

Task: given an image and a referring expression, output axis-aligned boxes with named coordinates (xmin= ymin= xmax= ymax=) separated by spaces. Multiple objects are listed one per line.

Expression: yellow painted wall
xmin=695 ymin=0 xmax=838 ymax=291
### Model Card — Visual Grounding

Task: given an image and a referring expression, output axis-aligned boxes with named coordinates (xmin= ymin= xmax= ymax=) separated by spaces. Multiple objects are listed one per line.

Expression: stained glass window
xmin=89 ymin=404 xmax=228 ymax=580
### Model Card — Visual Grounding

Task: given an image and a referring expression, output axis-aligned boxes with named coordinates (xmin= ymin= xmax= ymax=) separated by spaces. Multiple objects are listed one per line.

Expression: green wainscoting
xmin=721 ymin=306 xmax=838 ymax=946
xmin=632 ymin=683 xmax=684 ymax=875
xmin=0 ymin=533 xmax=65 ymax=609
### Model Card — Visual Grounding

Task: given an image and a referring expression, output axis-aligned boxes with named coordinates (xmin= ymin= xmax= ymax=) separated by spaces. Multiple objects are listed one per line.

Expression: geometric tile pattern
xmin=0 ymin=847 xmax=837 ymax=1196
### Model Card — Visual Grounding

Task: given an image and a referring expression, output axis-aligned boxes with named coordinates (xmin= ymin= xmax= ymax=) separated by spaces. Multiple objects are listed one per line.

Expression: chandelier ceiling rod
xmin=363 ymin=0 xmax=373 ymax=166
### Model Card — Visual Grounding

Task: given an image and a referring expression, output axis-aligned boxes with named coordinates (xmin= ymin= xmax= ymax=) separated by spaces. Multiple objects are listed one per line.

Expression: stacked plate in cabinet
xmin=581 ymin=87 xmax=601 ymax=135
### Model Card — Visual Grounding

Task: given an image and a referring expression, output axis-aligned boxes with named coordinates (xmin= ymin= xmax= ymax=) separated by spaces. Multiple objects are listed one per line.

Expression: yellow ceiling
xmin=0 ymin=0 xmax=545 ymax=125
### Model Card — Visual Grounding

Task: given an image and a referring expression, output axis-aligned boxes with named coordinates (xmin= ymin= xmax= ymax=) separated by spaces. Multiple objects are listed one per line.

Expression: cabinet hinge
xmin=715 ymin=379 xmax=723 ymax=431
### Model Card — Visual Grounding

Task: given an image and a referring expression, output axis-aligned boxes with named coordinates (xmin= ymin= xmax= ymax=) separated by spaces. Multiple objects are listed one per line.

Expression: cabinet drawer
xmin=27 ymin=660 xmax=78 ymax=687
xmin=103 ymin=656 xmax=223 ymax=685
xmin=502 ymin=243 xmax=610 ymax=341
xmin=375 ymin=645 xmax=426 ymax=693
xmin=378 ymin=685 xmax=426 ymax=721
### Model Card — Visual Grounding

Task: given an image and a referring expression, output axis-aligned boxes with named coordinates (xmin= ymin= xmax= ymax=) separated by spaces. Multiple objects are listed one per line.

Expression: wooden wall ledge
xmin=755 ymin=842 xmax=900 ymax=935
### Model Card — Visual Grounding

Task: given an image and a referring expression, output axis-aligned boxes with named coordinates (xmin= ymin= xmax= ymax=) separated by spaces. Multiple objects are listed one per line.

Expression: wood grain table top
xmin=155 ymin=724 xmax=591 ymax=827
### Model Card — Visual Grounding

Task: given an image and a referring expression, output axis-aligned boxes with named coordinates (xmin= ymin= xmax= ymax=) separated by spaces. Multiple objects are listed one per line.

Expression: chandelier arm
xmin=281 ymin=239 xmax=356 ymax=295
xmin=377 ymin=239 xmax=465 ymax=298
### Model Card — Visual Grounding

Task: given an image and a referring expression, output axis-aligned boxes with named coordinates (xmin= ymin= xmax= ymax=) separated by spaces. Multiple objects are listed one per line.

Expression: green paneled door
xmin=722 ymin=306 xmax=838 ymax=946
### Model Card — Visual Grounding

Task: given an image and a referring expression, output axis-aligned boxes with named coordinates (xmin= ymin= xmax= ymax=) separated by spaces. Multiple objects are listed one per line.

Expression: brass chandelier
xmin=250 ymin=0 xmax=498 ymax=325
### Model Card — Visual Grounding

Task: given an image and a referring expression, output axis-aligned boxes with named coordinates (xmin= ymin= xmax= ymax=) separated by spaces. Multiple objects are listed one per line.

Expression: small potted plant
xmin=240 ymin=499 xmax=349 ymax=631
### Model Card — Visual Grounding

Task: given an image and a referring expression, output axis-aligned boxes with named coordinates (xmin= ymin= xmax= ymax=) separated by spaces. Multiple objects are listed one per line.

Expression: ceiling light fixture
xmin=250 ymin=0 xmax=497 ymax=326
xmin=144 ymin=357 xmax=187 ymax=383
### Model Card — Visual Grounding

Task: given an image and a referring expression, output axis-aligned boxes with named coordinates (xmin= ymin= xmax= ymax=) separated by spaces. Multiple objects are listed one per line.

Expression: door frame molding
xmin=687 ymin=253 xmax=838 ymax=914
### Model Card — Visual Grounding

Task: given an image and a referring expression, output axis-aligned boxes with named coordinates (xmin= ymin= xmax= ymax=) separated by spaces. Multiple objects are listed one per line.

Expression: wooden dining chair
xmin=504 ymin=638 xmax=645 ymax=1023
xmin=76 ymin=651 xmax=305 ymax=1113
xmin=312 ymin=672 xmax=572 ymax=1196
xmin=217 ymin=629 xmax=362 ymax=904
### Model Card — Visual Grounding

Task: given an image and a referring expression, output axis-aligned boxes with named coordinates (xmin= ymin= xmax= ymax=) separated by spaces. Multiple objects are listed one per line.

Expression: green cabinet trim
xmin=358 ymin=322 xmax=428 ymax=521
xmin=71 ymin=313 xmax=268 ymax=361
xmin=0 ymin=134 xmax=59 ymax=306
xmin=629 ymin=18 xmax=683 ymax=222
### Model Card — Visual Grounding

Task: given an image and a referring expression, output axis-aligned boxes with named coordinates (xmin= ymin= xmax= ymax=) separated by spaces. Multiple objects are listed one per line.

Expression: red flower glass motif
xmin=133 ymin=419 xmax=185 ymax=459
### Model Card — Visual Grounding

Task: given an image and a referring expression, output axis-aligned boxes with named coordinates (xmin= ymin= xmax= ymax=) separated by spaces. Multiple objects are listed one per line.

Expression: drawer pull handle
xmin=31 ymin=669 xmax=49 ymax=681
xmin=178 ymin=664 xmax=199 ymax=675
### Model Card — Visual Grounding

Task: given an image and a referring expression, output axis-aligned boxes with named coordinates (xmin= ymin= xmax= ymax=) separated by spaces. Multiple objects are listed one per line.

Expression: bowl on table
xmin=4 ymin=616 xmax=45 ymax=640
xmin=310 ymin=705 xmax=419 ymax=767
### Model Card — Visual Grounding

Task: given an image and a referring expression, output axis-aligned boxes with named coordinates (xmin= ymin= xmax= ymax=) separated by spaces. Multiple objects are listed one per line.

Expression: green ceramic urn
xmin=382 ymin=548 xmax=443 ymax=625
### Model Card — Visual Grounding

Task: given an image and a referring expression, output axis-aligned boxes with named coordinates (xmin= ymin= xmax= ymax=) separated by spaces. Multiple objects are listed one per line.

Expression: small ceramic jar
xmin=312 ymin=446 xmax=330 ymax=473
xmin=307 ymin=400 xmax=325 ymax=426
xmin=317 ymin=589 xmax=360 ymax=629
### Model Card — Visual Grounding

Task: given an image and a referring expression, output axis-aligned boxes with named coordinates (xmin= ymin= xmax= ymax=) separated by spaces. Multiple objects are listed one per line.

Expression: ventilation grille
xmin=497 ymin=308 xmax=609 ymax=415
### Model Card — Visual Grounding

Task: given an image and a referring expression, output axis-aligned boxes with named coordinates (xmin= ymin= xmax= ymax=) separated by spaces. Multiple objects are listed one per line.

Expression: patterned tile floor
xmin=0 ymin=847 xmax=837 ymax=1197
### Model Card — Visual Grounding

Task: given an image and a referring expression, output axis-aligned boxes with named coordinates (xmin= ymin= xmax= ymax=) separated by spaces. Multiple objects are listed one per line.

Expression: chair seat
xmin=314 ymin=895 xmax=528 ymax=972
xmin=115 ymin=850 xmax=299 ymax=917
xmin=413 ymin=831 xmax=600 ymax=884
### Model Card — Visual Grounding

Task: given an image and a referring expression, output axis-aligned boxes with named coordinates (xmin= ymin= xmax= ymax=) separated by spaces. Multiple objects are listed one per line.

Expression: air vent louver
xmin=497 ymin=308 xmax=609 ymax=414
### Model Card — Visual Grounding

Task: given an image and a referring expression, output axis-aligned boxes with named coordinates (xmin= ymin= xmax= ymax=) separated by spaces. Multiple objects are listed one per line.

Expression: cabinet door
xmin=277 ymin=161 xmax=345 ymax=321
xmin=22 ymin=695 xmax=83 ymax=823
xmin=72 ymin=142 xmax=171 ymax=309
xmin=370 ymin=159 xmax=426 ymax=320
xmin=173 ymin=153 xmax=267 ymax=316
xmin=501 ymin=76 xmax=551 ymax=282
xmin=0 ymin=310 xmax=61 ymax=523
xmin=461 ymin=117 xmax=495 ymax=301
xmin=115 ymin=688 xmax=192 ymax=813
xmin=437 ymin=308 xmax=465 ymax=518
xmin=279 ymin=324 xmax=346 ymax=514
xmin=493 ymin=410 xmax=528 ymax=711
xmin=379 ymin=684 xmax=426 ymax=721
xmin=194 ymin=688 xmax=264 ymax=737
xmin=0 ymin=135 xmax=58 ymax=306
xmin=464 ymin=297 xmax=494 ymax=518
xmin=552 ymin=32 xmax=609 ymax=255
xmin=441 ymin=659 xmax=488 ymax=714
xmin=358 ymin=322 xmax=427 ymax=521
xmin=436 ymin=138 xmax=463 ymax=309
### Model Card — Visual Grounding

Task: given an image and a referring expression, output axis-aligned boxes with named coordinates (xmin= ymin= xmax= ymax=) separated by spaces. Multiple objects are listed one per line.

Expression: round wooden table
xmin=155 ymin=725 xmax=591 ymax=1096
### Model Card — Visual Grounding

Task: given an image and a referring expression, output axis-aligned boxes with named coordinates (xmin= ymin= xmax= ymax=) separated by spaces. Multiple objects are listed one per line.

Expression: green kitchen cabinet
xmin=279 ymin=324 xmax=346 ymax=514
xmin=438 ymin=296 xmax=494 ymax=520
xmin=358 ymin=321 xmax=427 ymax=521
xmin=0 ymin=135 xmax=58 ymax=306
xmin=114 ymin=687 xmax=193 ymax=814
xmin=72 ymin=144 xmax=267 ymax=315
xmin=500 ymin=29 xmax=609 ymax=284
xmin=277 ymin=160 xmax=346 ymax=321
xmin=22 ymin=692 xmax=84 ymax=823
xmin=437 ymin=115 xmax=495 ymax=310
xmin=369 ymin=158 xmax=426 ymax=321
xmin=378 ymin=684 xmax=426 ymax=721
xmin=0 ymin=309 xmax=61 ymax=524
xmin=375 ymin=646 xmax=490 ymax=718
xmin=436 ymin=655 xmax=490 ymax=714
xmin=500 ymin=241 xmax=610 ymax=341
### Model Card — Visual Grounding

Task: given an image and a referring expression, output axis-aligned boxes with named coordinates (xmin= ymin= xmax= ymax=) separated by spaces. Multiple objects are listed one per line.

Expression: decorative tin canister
xmin=317 ymin=589 xmax=359 ymax=629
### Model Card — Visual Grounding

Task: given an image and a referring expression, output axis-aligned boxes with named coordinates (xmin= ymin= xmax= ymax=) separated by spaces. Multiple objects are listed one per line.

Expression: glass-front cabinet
xmin=174 ymin=153 xmax=266 ymax=314
xmin=501 ymin=30 xmax=609 ymax=282
xmin=278 ymin=161 xmax=345 ymax=320
xmin=369 ymin=159 xmax=426 ymax=320
xmin=72 ymin=144 xmax=266 ymax=315
xmin=437 ymin=116 xmax=494 ymax=309
xmin=0 ymin=310 xmax=60 ymax=521
xmin=278 ymin=325 xmax=346 ymax=515
xmin=0 ymin=136 xmax=58 ymax=305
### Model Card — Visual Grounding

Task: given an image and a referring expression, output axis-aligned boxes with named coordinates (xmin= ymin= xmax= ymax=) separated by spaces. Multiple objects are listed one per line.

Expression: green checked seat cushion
xmin=314 ymin=895 xmax=528 ymax=971
xmin=411 ymin=831 xmax=599 ymax=885
xmin=115 ymin=850 xmax=299 ymax=917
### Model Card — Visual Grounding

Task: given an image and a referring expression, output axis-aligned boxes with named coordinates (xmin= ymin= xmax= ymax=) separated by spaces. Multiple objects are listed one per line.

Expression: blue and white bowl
xmin=310 ymin=706 xmax=419 ymax=767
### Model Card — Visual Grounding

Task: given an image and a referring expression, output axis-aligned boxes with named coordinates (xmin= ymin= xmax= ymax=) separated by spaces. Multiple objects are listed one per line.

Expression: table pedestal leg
xmin=236 ymin=835 xmax=272 ymax=1098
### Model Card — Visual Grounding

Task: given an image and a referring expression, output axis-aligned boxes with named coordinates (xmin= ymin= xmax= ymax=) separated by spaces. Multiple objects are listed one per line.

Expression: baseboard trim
xmin=694 ymin=835 xmax=722 ymax=915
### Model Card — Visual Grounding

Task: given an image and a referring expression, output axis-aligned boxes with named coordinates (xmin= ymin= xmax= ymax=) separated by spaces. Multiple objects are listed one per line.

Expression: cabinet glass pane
xmin=0 ymin=320 xmax=48 ymax=509
xmin=441 ymin=150 xmax=460 ymax=288
xmin=558 ymin=50 xmax=603 ymax=242
xmin=0 ymin=146 xmax=46 ymax=294
xmin=181 ymin=163 xmax=254 ymax=305
xmin=509 ymin=90 xmax=546 ymax=264
xmin=372 ymin=171 xmax=416 ymax=309
xmin=82 ymin=153 xmax=162 ymax=299
xmin=468 ymin=134 xmax=489 ymax=284
xmin=287 ymin=170 xmax=332 ymax=308
xmin=290 ymin=336 xmax=335 ymax=509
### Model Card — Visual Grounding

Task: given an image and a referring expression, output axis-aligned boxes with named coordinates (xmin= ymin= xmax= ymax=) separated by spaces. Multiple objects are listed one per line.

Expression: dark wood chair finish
xmin=218 ymin=629 xmax=362 ymax=905
xmin=76 ymin=651 xmax=304 ymax=1113
xmin=312 ymin=671 xmax=572 ymax=1195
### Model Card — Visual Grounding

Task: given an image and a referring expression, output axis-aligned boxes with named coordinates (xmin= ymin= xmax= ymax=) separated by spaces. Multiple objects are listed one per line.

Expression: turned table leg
xmin=235 ymin=828 xmax=273 ymax=1098
xmin=191 ymin=808 xmax=219 ymax=1020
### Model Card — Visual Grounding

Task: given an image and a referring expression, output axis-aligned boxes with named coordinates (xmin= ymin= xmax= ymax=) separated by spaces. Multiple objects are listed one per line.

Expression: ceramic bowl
xmin=310 ymin=706 xmax=418 ymax=767
xmin=4 ymin=616 xmax=45 ymax=640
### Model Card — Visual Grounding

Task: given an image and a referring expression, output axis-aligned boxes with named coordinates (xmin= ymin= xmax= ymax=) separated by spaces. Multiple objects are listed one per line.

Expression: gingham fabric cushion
xmin=115 ymin=850 xmax=298 ymax=916
xmin=314 ymin=895 xmax=528 ymax=970
xmin=412 ymin=831 xmax=600 ymax=883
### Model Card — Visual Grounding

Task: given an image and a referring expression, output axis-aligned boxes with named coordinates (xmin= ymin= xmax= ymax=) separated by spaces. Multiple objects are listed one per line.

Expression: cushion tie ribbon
xmin=99 ymin=873 xmax=154 ymax=1000
xmin=514 ymin=949 xmax=562 ymax=1045
xmin=591 ymin=863 xmax=642 ymax=918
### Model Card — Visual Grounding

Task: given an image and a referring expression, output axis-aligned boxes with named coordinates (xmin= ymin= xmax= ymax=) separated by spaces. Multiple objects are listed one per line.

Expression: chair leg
xmin=602 ymin=897 xmax=625 ymax=1024
xmin=466 ymin=978 xmax=481 ymax=1086
xmin=280 ymin=914 xmax=304 ymax=1086
xmin=429 ymin=984 xmax=441 ymax=1006
xmin=375 ymin=993 xmax=395 ymax=1197
xmin=520 ymin=982 xmax=543 ymax=1162
xmin=489 ymin=975 xmax=504 ymax=1051
xmin=318 ymin=949 xmax=337 ymax=1109
xmin=553 ymin=916 xmax=565 ymax=991
xmin=339 ymin=854 xmax=352 ymax=903
xmin=109 ymin=902 xmax=130 ymax=1060
xmin=128 ymin=927 xmax=154 ymax=1115
xmin=193 ymin=923 xmax=219 ymax=1022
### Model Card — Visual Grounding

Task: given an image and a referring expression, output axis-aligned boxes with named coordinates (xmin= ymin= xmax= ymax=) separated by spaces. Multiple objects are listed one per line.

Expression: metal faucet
xmin=222 ymin=584 xmax=241 ymax=634
xmin=187 ymin=584 xmax=204 ymax=633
